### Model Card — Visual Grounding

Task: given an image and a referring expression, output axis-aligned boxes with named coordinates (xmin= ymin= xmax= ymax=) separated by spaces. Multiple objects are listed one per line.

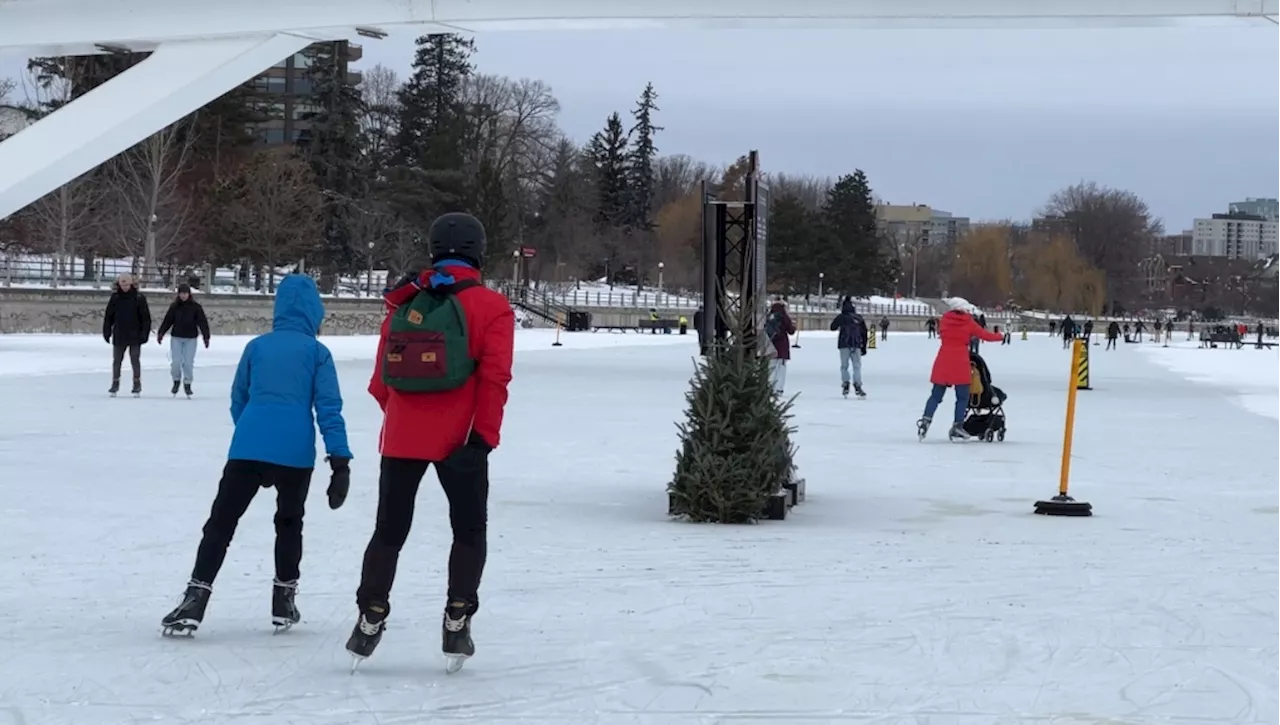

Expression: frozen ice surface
xmin=0 ymin=330 xmax=1275 ymax=724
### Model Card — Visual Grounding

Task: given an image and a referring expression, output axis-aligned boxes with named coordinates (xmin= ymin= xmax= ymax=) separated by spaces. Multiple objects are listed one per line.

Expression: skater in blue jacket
xmin=161 ymin=274 xmax=354 ymax=636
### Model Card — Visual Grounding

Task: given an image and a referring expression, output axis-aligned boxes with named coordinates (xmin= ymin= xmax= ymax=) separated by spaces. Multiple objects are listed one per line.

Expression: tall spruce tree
xmin=767 ymin=193 xmax=820 ymax=294
xmin=587 ymin=112 xmax=630 ymax=230
xmin=395 ymin=33 xmax=474 ymax=171
xmin=820 ymin=170 xmax=896 ymax=295
xmin=389 ymin=33 xmax=475 ymax=232
xmin=625 ymin=83 xmax=661 ymax=232
xmin=299 ymin=41 xmax=365 ymax=288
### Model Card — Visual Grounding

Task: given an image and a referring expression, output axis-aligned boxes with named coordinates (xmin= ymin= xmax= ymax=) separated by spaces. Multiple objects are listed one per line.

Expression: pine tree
xmin=668 ymin=302 xmax=798 ymax=523
xmin=820 ymin=170 xmax=896 ymax=296
xmin=587 ymin=112 xmax=630 ymax=230
xmin=299 ymin=41 xmax=365 ymax=287
xmin=767 ymin=193 xmax=820 ymax=294
xmin=395 ymin=33 xmax=475 ymax=171
xmin=625 ymin=83 xmax=661 ymax=232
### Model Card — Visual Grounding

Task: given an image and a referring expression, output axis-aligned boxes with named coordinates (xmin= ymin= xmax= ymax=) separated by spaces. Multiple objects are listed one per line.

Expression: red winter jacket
xmin=930 ymin=310 xmax=1004 ymax=385
xmin=368 ymin=265 xmax=515 ymax=461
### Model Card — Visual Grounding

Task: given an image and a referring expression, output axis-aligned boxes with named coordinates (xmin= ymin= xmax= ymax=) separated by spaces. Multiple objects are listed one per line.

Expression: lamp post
xmin=657 ymin=261 xmax=664 ymax=300
xmin=818 ymin=272 xmax=825 ymax=302
xmin=366 ymin=241 xmax=375 ymax=297
xmin=512 ymin=248 xmax=521 ymax=287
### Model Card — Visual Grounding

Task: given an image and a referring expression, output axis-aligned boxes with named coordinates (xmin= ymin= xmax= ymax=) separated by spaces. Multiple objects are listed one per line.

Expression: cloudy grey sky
xmin=4 ymin=26 xmax=1276 ymax=230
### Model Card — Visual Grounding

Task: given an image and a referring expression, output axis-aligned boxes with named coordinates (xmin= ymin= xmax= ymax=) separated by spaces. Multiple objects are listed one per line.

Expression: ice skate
xmin=271 ymin=579 xmax=300 ymax=633
xmin=854 ymin=384 xmax=866 ymax=399
xmin=345 ymin=602 xmax=388 ymax=669
xmin=170 ymin=380 xmax=181 ymax=397
xmin=131 ymin=381 xmax=142 ymax=398
xmin=442 ymin=601 xmax=475 ymax=674
xmin=841 ymin=381 xmax=850 ymax=398
xmin=916 ymin=417 xmax=931 ymax=441
xmin=108 ymin=380 xmax=120 ymax=397
xmin=183 ymin=383 xmax=193 ymax=399
xmin=948 ymin=423 xmax=971 ymax=442
xmin=161 ymin=580 xmax=212 ymax=636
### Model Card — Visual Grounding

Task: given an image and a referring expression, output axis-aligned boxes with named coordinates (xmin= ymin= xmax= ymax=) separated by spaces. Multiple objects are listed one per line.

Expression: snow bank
xmin=1141 ymin=342 xmax=1278 ymax=420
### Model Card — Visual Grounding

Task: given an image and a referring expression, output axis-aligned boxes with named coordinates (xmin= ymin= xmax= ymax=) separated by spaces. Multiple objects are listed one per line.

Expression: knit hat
xmin=177 ymin=283 xmax=192 ymax=294
xmin=944 ymin=296 xmax=974 ymax=313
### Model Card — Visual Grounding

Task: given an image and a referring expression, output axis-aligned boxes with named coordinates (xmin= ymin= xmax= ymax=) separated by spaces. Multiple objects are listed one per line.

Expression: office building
xmin=1228 ymin=198 xmax=1278 ymax=222
xmin=1191 ymin=213 xmax=1278 ymax=260
xmin=877 ymin=203 xmax=970 ymax=247
xmin=247 ymin=41 xmax=363 ymax=146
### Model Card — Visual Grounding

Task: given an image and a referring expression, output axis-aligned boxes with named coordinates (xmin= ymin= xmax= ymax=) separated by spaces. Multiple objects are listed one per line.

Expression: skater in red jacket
xmin=917 ymin=297 xmax=1004 ymax=441
xmin=347 ymin=212 xmax=515 ymax=671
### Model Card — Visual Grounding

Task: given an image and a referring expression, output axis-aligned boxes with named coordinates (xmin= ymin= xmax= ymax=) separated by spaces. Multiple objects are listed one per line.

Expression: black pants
xmin=190 ymin=460 xmax=313 ymax=585
xmin=111 ymin=342 xmax=142 ymax=384
xmin=1106 ymin=337 xmax=1117 ymax=350
xmin=357 ymin=454 xmax=489 ymax=616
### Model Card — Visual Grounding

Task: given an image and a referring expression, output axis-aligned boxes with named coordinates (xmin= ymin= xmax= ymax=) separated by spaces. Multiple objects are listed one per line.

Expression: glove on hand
xmin=326 ymin=456 xmax=351 ymax=510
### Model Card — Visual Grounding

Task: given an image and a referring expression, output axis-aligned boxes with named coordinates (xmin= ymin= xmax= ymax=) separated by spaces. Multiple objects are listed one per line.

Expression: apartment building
xmin=877 ymin=203 xmax=970 ymax=247
xmin=1191 ymin=213 xmax=1278 ymax=260
xmin=1228 ymin=197 xmax=1278 ymax=221
xmin=247 ymin=41 xmax=363 ymax=146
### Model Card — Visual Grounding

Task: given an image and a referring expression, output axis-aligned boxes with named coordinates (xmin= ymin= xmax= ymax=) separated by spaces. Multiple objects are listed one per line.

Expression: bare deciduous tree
xmin=221 ymin=152 xmax=323 ymax=293
xmin=358 ymin=63 xmax=401 ymax=170
xmin=102 ymin=119 xmax=198 ymax=285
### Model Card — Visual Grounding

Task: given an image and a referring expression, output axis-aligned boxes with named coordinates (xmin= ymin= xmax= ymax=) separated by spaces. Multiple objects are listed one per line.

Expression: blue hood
xmin=273 ymin=274 xmax=325 ymax=336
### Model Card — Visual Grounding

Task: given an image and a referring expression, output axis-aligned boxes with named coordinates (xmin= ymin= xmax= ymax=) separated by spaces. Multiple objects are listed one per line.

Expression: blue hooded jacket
xmin=227 ymin=275 xmax=352 ymax=468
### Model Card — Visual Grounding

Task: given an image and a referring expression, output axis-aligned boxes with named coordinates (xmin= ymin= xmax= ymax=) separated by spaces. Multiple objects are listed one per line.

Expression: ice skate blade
xmin=272 ymin=621 xmax=295 ymax=635
xmin=444 ymin=654 xmax=469 ymax=674
xmin=161 ymin=624 xmax=197 ymax=638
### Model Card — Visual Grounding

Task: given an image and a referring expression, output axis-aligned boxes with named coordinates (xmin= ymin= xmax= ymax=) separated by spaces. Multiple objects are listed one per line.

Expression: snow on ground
xmin=1139 ymin=338 xmax=1279 ymax=420
xmin=0 ymin=331 xmax=1276 ymax=724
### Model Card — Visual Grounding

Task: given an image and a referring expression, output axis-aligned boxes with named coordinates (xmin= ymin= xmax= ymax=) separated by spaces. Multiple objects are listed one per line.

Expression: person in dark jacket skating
xmin=346 ymin=212 xmax=515 ymax=672
xmin=161 ymin=274 xmax=352 ymax=636
xmin=1106 ymin=320 xmax=1121 ymax=350
xmin=156 ymin=283 xmax=211 ymax=397
xmin=1061 ymin=315 xmax=1077 ymax=349
xmin=102 ymin=274 xmax=152 ymax=396
xmin=830 ymin=297 xmax=868 ymax=397
xmin=926 ymin=317 xmax=938 ymax=338
xmin=878 ymin=315 xmax=890 ymax=341
xmin=1082 ymin=319 xmax=1094 ymax=345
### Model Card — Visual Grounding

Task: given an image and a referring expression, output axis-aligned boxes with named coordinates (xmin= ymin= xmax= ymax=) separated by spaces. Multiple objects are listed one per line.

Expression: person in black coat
xmin=830 ymin=297 xmax=868 ymax=397
xmin=693 ymin=307 xmax=706 ymax=356
xmin=1106 ymin=320 xmax=1121 ymax=350
xmin=103 ymin=274 xmax=152 ymax=396
xmin=156 ymin=283 xmax=211 ymax=396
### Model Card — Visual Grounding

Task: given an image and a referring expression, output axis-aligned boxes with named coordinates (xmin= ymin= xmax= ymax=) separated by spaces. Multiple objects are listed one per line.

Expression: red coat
xmin=368 ymin=266 xmax=515 ymax=461
xmin=930 ymin=310 xmax=1004 ymax=385
xmin=768 ymin=303 xmax=797 ymax=360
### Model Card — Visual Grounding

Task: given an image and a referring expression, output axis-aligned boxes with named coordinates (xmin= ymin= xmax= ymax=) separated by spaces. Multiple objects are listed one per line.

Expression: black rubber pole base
xmin=1034 ymin=494 xmax=1092 ymax=516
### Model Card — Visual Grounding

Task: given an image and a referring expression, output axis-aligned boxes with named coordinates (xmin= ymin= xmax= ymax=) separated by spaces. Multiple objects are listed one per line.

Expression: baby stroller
xmin=963 ymin=352 xmax=1007 ymax=442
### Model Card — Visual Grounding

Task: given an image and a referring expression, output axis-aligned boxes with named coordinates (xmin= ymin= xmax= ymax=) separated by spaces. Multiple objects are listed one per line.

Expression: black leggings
xmin=190 ymin=460 xmax=313 ymax=584
xmin=357 ymin=455 xmax=489 ymax=616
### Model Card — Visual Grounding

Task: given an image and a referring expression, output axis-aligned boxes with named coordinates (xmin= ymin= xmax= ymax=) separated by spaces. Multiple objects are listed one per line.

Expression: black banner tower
xmin=699 ymin=150 xmax=769 ymax=354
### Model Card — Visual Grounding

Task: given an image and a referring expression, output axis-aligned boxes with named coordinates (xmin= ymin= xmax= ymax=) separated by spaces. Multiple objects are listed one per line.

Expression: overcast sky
xmin=3 ymin=26 xmax=1277 ymax=230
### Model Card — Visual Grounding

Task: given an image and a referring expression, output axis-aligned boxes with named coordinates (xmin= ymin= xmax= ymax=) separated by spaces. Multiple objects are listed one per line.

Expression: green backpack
xmin=381 ymin=279 xmax=479 ymax=392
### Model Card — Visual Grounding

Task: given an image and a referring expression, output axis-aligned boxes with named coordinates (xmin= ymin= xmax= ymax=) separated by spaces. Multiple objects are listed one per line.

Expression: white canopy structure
xmin=0 ymin=0 xmax=1275 ymax=219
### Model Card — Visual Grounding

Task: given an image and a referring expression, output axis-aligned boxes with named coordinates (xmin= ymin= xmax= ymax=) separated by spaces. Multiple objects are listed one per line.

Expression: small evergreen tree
xmin=668 ymin=296 xmax=798 ymax=524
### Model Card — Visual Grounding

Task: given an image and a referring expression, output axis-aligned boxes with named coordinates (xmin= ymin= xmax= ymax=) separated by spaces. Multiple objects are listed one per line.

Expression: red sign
xmin=520 ymin=246 xmax=537 ymax=258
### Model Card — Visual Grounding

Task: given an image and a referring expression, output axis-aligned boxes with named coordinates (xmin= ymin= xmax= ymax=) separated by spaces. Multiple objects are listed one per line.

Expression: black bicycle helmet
xmin=428 ymin=212 xmax=487 ymax=265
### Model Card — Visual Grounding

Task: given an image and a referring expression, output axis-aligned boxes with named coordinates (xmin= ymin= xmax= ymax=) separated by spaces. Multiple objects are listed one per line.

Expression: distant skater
xmin=156 ymin=283 xmax=211 ymax=398
xmin=830 ymin=297 xmax=868 ymax=398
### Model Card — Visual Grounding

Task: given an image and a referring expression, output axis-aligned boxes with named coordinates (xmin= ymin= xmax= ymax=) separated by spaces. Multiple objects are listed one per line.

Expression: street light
xmin=512 ymin=248 xmax=521 ymax=287
xmin=366 ymin=240 xmax=375 ymax=297
xmin=818 ymin=272 xmax=825 ymax=301
xmin=657 ymin=261 xmax=664 ymax=295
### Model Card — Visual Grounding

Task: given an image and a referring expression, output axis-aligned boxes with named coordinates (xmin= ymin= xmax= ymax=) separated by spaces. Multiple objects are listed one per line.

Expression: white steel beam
xmin=0 ymin=34 xmax=312 ymax=220
xmin=0 ymin=0 xmax=1276 ymax=55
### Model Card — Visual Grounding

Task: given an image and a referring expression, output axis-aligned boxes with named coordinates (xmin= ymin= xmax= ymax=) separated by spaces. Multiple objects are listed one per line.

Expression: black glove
xmin=444 ymin=433 xmax=491 ymax=471
xmin=860 ymin=347 xmax=867 ymax=356
xmin=326 ymin=456 xmax=351 ymax=510
xmin=104 ymin=334 xmax=111 ymax=344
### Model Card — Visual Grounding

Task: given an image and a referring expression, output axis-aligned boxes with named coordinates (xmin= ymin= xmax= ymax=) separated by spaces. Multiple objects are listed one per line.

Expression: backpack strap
xmin=425 ymin=278 xmax=481 ymax=297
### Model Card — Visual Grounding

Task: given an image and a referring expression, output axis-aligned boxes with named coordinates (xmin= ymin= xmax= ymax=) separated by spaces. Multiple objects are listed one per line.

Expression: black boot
xmin=183 ymin=383 xmax=193 ymax=398
xmin=272 ymin=579 xmax=300 ymax=631
xmin=171 ymin=380 xmax=181 ymax=396
xmin=108 ymin=380 xmax=120 ymax=397
xmin=917 ymin=417 xmax=931 ymax=441
xmin=854 ymin=383 xmax=866 ymax=398
xmin=841 ymin=381 xmax=850 ymax=397
xmin=131 ymin=380 xmax=142 ymax=397
xmin=346 ymin=601 xmax=389 ymax=660
xmin=162 ymin=580 xmax=212 ymax=636
xmin=442 ymin=600 xmax=475 ymax=672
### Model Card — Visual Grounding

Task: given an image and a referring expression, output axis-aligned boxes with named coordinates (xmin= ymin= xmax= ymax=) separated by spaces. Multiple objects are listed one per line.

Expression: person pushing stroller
xmin=918 ymin=297 xmax=1004 ymax=441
